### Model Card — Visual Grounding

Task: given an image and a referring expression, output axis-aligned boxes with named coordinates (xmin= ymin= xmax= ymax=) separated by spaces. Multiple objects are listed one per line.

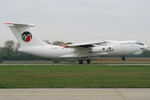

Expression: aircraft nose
xmin=142 ymin=45 xmax=150 ymax=51
xmin=140 ymin=45 xmax=150 ymax=51
xmin=146 ymin=46 xmax=150 ymax=51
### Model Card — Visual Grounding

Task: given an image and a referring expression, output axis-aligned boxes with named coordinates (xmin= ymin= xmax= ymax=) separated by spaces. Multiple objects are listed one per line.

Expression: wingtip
xmin=5 ymin=23 xmax=12 ymax=24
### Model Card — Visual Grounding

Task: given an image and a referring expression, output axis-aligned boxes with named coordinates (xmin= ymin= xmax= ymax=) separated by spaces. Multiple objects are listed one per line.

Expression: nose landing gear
xmin=79 ymin=60 xmax=83 ymax=64
xmin=122 ymin=56 xmax=126 ymax=61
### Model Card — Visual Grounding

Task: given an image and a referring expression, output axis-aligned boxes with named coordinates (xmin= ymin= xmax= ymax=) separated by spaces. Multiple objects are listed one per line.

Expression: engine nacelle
xmin=88 ymin=46 xmax=113 ymax=53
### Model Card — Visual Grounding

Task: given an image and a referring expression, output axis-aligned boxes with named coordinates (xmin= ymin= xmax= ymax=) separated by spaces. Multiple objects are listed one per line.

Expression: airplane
xmin=5 ymin=23 xmax=149 ymax=64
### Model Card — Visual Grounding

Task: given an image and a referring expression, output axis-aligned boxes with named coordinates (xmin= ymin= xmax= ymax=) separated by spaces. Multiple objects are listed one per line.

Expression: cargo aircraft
xmin=5 ymin=23 xmax=149 ymax=64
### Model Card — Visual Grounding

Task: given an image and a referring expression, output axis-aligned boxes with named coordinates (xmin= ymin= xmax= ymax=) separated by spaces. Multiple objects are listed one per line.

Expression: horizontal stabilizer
xmin=5 ymin=23 xmax=35 ymax=27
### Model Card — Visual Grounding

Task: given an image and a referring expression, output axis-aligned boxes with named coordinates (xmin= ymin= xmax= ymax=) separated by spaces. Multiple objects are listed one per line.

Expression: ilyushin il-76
xmin=5 ymin=23 xmax=149 ymax=64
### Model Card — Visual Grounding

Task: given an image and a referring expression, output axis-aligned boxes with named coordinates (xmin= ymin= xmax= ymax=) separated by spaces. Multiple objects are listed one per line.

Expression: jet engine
xmin=88 ymin=46 xmax=113 ymax=53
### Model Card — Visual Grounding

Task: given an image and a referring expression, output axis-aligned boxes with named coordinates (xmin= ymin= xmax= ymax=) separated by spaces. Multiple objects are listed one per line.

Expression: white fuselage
xmin=6 ymin=23 xmax=148 ymax=61
xmin=18 ymin=40 xmax=148 ymax=59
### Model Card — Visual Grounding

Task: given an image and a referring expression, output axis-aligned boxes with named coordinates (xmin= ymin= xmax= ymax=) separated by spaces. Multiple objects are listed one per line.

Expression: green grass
xmin=0 ymin=65 xmax=150 ymax=88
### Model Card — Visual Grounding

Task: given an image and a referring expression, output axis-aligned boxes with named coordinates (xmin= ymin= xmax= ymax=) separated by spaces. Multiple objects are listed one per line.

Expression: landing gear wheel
xmin=79 ymin=60 xmax=83 ymax=64
xmin=87 ymin=59 xmax=91 ymax=64
xmin=122 ymin=56 xmax=126 ymax=61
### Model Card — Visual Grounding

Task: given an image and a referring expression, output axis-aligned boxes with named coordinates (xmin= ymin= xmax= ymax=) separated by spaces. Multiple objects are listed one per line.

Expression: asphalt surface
xmin=0 ymin=88 xmax=150 ymax=100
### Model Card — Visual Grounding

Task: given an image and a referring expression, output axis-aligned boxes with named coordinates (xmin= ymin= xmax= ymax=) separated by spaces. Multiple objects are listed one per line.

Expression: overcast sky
xmin=0 ymin=0 xmax=150 ymax=46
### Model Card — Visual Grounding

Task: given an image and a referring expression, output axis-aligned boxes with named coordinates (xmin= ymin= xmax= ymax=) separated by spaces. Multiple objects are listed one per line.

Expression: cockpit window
xmin=135 ymin=42 xmax=144 ymax=45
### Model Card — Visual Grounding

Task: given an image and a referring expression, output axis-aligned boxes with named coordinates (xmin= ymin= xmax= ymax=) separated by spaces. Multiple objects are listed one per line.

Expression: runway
xmin=0 ymin=88 xmax=150 ymax=100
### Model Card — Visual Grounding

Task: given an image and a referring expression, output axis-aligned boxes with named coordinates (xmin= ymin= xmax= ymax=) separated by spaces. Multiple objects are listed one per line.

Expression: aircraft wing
xmin=65 ymin=40 xmax=108 ymax=48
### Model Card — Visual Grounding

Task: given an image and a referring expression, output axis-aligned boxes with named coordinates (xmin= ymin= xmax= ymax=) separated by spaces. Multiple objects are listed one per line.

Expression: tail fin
xmin=5 ymin=23 xmax=47 ymax=47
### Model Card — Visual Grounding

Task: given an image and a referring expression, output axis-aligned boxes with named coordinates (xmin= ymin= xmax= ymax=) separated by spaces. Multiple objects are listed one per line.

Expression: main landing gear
xmin=87 ymin=59 xmax=91 ymax=64
xmin=79 ymin=60 xmax=83 ymax=64
xmin=78 ymin=59 xmax=91 ymax=64
xmin=122 ymin=56 xmax=126 ymax=61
